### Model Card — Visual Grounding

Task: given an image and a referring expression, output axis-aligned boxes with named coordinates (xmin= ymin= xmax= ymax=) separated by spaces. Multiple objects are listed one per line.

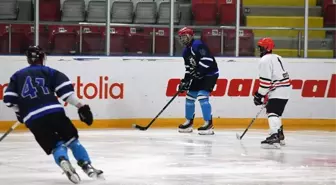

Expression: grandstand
xmin=0 ymin=0 xmax=335 ymax=57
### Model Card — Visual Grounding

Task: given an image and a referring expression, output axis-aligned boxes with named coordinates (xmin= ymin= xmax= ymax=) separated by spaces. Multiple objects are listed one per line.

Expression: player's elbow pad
xmin=65 ymin=93 xmax=82 ymax=108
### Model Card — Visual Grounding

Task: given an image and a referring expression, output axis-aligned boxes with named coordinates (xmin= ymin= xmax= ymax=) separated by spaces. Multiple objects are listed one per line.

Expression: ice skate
xmin=59 ymin=157 xmax=81 ymax=184
xmin=197 ymin=120 xmax=214 ymax=135
xmin=78 ymin=160 xmax=104 ymax=180
xmin=261 ymin=133 xmax=281 ymax=149
xmin=178 ymin=118 xmax=194 ymax=133
xmin=278 ymin=125 xmax=285 ymax=146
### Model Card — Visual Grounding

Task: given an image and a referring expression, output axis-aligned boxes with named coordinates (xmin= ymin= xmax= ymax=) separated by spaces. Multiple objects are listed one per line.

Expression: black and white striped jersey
xmin=258 ymin=54 xmax=291 ymax=99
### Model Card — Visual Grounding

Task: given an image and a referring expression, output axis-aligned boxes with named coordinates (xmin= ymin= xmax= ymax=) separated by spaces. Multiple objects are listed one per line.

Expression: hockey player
xmin=177 ymin=27 xmax=219 ymax=135
xmin=253 ymin=38 xmax=291 ymax=149
xmin=3 ymin=46 xmax=103 ymax=184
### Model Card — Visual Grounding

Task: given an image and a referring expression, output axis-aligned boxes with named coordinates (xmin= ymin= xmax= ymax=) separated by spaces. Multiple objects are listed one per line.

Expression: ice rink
xmin=0 ymin=129 xmax=335 ymax=185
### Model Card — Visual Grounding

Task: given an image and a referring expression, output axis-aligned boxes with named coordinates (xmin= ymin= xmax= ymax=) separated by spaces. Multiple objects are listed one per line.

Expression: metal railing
xmin=0 ymin=0 xmax=335 ymax=57
xmin=1 ymin=21 xmax=335 ymax=57
xmin=220 ymin=26 xmax=336 ymax=57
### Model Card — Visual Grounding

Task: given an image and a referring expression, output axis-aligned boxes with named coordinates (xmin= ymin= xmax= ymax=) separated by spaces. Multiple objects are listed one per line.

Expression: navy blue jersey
xmin=3 ymin=65 xmax=74 ymax=125
xmin=182 ymin=39 xmax=219 ymax=80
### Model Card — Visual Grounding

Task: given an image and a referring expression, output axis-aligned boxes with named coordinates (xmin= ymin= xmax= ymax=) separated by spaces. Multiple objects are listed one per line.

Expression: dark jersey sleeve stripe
xmin=259 ymin=76 xmax=272 ymax=81
xmin=53 ymin=70 xmax=74 ymax=100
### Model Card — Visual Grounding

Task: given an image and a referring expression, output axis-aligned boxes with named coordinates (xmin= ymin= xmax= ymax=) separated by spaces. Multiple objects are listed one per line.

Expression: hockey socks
xmin=53 ymin=141 xmax=69 ymax=166
xmin=52 ymin=140 xmax=103 ymax=182
xmin=180 ymin=92 xmax=196 ymax=133
xmin=67 ymin=139 xmax=104 ymax=179
xmin=180 ymin=90 xmax=214 ymax=135
xmin=185 ymin=91 xmax=197 ymax=120
xmin=267 ymin=113 xmax=281 ymax=134
xmin=185 ymin=90 xmax=212 ymax=121
xmin=198 ymin=91 xmax=214 ymax=135
xmin=68 ymin=139 xmax=91 ymax=164
xmin=198 ymin=90 xmax=211 ymax=121
xmin=261 ymin=113 xmax=284 ymax=149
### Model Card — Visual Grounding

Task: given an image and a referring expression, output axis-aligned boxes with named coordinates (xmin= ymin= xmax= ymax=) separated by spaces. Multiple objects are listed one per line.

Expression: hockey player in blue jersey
xmin=3 ymin=46 xmax=103 ymax=184
xmin=177 ymin=27 xmax=219 ymax=135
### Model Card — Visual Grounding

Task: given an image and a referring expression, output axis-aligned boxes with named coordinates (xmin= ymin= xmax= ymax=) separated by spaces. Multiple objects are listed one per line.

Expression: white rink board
xmin=0 ymin=56 xmax=335 ymax=121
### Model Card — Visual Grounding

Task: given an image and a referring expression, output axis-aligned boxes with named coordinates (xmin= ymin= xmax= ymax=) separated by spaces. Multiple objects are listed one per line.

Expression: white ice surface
xmin=0 ymin=129 xmax=335 ymax=185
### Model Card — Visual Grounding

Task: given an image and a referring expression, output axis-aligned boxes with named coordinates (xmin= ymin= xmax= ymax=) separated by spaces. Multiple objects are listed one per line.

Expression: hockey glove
xmin=78 ymin=105 xmax=93 ymax=126
xmin=253 ymin=91 xmax=264 ymax=106
xmin=12 ymin=105 xmax=23 ymax=124
xmin=178 ymin=79 xmax=191 ymax=92
xmin=15 ymin=112 xmax=23 ymax=124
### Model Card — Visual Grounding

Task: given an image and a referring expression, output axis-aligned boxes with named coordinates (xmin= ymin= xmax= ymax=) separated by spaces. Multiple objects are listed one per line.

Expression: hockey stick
xmin=236 ymin=103 xmax=267 ymax=140
xmin=132 ymin=90 xmax=182 ymax=131
xmin=0 ymin=121 xmax=21 ymax=142
xmin=236 ymin=86 xmax=278 ymax=140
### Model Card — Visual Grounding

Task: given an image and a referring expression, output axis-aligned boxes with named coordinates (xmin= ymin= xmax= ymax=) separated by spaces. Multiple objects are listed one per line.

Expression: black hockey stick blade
xmin=132 ymin=90 xmax=182 ymax=131
xmin=132 ymin=123 xmax=148 ymax=131
xmin=236 ymin=133 xmax=242 ymax=140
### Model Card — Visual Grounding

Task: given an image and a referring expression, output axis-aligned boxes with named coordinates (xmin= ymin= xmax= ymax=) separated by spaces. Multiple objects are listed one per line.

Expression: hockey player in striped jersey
xmin=177 ymin=27 xmax=219 ymax=135
xmin=3 ymin=46 xmax=103 ymax=183
xmin=253 ymin=38 xmax=291 ymax=149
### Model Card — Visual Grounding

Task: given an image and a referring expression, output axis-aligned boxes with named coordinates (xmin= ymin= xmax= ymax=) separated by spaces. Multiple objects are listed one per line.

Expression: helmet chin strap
xmin=260 ymin=51 xmax=272 ymax=57
xmin=258 ymin=46 xmax=271 ymax=57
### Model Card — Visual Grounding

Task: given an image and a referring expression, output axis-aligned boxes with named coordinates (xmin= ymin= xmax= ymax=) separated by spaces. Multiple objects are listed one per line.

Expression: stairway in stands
xmin=243 ymin=0 xmax=334 ymax=58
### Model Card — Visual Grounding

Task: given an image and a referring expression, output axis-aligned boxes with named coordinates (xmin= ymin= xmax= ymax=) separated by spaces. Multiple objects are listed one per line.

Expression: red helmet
xmin=178 ymin=27 xmax=194 ymax=36
xmin=258 ymin=37 xmax=275 ymax=51
xmin=178 ymin=27 xmax=194 ymax=46
xmin=257 ymin=37 xmax=275 ymax=57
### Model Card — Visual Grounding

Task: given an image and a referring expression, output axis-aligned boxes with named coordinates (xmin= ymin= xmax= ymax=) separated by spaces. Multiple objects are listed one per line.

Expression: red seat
xmin=324 ymin=1 xmax=336 ymax=27
xmin=323 ymin=0 xmax=334 ymax=11
xmin=192 ymin=0 xmax=217 ymax=25
xmin=201 ymin=29 xmax=222 ymax=56
xmin=49 ymin=25 xmax=79 ymax=54
xmin=218 ymin=0 xmax=243 ymax=25
xmin=0 ymin=24 xmax=9 ymax=53
xmin=155 ymin=28 xmax=169 ymax=54
xmin=334 ymin=32 xmax=336 ymax=58
xmin=82 ymin=26 xmax=104 ymax=55
xmin=125 ymin=27 xmax=152 ymax=55
xmin=27 ymin=25 xmax=51 ymax=52
xmin=40 ymin=0 xmax=61 ymax=21
xmin=223 ymin=29 xmax=254 ymax=56
xmin=0 ymin=24 xmax=30 ymax=54
xmin=0 ymin=24 xmax=8 ymax=35
xmin=104 ymin=27 xmax=126 ymax=54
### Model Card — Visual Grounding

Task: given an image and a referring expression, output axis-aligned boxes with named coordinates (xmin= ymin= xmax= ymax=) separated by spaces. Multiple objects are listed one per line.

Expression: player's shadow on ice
xmin=239 ymin=141 xmax=286 ymax=164
xmin=261 ymin=150 xmax=286 ymax=164
xmin=183 ymin=139 xmax=213 ymax=157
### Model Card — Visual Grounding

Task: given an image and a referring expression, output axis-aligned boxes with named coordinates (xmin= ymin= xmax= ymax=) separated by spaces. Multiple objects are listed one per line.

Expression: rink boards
xmin=0 ymin=56 xmax=335 ymax=131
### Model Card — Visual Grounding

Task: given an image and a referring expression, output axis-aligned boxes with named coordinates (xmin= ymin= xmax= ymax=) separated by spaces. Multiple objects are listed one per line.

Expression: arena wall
xmin=0 ymin=56 xmax=335 ymax=131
